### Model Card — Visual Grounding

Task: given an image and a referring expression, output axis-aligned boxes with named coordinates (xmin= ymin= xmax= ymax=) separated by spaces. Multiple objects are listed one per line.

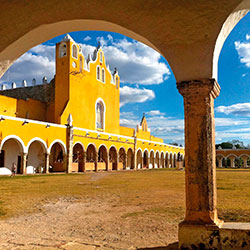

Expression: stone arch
xmin=109 ymin=146 xmax=118 ymax=170
xmin=73 ymin=142 xmax=85 ymax=172
xmin=48 ymin=140 xmax=66 ymax=155
xmin=213 ymin=8 xmax=250 ymax=79
xmin=0 ymin=136 xmax=25 ymax=174
xmin=149 ymin=150 xmax=154 ymax=169
xmin=118 ymin=147 xmax=126 ymax=170
xmin=98 ymin=144 xmax=108 ymax=171
xmin=136 ymin=149 xmax=142 ymax=169
xmin=86 ymin=143 xmax=97 ymax=171
xmin=127 ymin=148 xmax=134 ymax=169
xmin=49 ymin=142 xmax=65 ymax=172
xmin=27 ymin=139 xmax=47 ymax=174
xmin=143 ymin=149 xmax=149 ymax=169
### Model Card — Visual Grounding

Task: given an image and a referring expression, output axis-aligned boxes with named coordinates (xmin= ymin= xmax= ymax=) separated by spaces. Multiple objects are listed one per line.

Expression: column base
xmin=179 ymin=222 xmax=250 ymax=249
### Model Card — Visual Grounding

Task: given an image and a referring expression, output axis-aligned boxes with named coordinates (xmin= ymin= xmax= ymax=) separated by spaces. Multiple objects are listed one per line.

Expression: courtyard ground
xmin=0 ymin=169 xmax=249 ymax=249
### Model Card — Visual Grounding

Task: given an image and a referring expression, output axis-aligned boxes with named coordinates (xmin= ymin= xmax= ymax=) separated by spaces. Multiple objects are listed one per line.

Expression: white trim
xmin=136 ymin=148 xmax=143 ymax=154
xmin=226 ymin=154 xmax=238 ymax=158
xmin=118 ymin=146 xmax=126 ymax=153
xmin=95 ymin=98 xmax=106 ymax=131
xmin=26 ymin=137 xmax=48 ymax=154
xmin=0 ymin=135 xmax=26 ymax=153
xmin=127 ymin=147 xmax=134 ymax=154
xmin=74 ymin=126 xmax=134 ymax=140
xmin=0 ymin=115 xmax=67 ymax=128
xmin=155 ymin=151 xmax=160 ymax=158
xmin=48 ymin=140 xmax=67 ymax=155
xmin=143 ymin=148 xmax=149 ymax=155
xmin=73 ymin=141 xmax=85 ymax=151
xmin=137 ymin=138 xmax=184 ymax=149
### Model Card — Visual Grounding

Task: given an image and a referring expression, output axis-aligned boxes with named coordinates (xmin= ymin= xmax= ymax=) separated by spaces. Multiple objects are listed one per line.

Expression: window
xmin=96 ymin=100 xmax=105 ymax=130
xmin=116 ymin=76 xmax=119 ymax=88
xmin=59 ymin=43 xmax=67 ymax=57
xmin=80 ymin=56 xmax=83 ymax=72
xmin=102 ymin=68 xmax=105 ymax=83
xmin=96 ymin=66 xmax=100 ymax=80
xmin=72 ymin=44 xmax=78 ymax=59
xmin=100 ymin=52 xmax=103 ymax=63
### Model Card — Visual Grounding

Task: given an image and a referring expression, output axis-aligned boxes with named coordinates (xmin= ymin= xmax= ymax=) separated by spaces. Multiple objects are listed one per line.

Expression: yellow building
xmin=0 ymin=34 xmax=184 ymax=174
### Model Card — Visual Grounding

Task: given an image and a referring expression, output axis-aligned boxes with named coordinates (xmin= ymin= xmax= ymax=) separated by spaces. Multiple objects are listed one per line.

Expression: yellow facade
xmin=0 ymin=34 xmax=184 ymax=174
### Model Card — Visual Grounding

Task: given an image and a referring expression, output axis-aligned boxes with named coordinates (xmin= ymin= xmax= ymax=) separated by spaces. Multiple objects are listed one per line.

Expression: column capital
xmin=177 ymin=78 xmax=220 ymax=99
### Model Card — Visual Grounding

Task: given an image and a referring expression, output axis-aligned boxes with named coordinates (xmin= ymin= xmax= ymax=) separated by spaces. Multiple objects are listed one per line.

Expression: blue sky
xmin=1 ymin=13 xmax=250 ymax=146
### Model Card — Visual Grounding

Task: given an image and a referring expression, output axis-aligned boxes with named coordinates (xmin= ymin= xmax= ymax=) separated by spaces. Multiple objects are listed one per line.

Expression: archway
xmin=165 ymin=152 xmax=169 ymax=168
xmin=27 ymin=140 xmax=47 ymax=174
xmin=86 ymin=144 xmax=97 ymax=171
xmin=169 ymin=153 xmax=173 ymax=168
xmin=118 ymin=147 xmax=126 ymax=170
xmin=98 ymin=145 xmax=108 ymax=171
xmin=160 ymin=152 xmax=164 ymax=168
xmin=149 ymin=151 xmax=154 ymax=169
xmin=49 ymin=142 xmax=65 ymax=172
xmin=127 ymin=148 xmax=134 ymax=169
xmin=72 ymin=143 xmax=84 ymax=172
xmin=143 ymin=150 xmax=149 ymax=169
xmin=0 ymin=137 xmax=24 ymax=174
xmin=136 ymin=150 xmax=142 ymax=169
xmin=155 ymin=151 xmax=160 ymax=168
xmin=109 ymin=146 xmax=118 ymax=170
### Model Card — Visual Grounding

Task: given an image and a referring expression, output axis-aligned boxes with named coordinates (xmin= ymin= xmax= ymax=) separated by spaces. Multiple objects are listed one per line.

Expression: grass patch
xmin=0 ymin=169 xmax=249 ymax=223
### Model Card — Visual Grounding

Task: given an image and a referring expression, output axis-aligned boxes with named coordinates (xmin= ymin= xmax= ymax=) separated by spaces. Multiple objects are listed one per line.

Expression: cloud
xmin=215 ymin=103 xmax=250 ymax=117
xmin=1 ymin=34 xmax=170 ymax=88
xmin=146 ymin=110 xmax=165 ymax=116
xmin=120 ymin=86 xmax=155 ymax=107
xmin=235 ymin=41 xmax=250 ymax=67
xmin=0 ymin=44 xmax=55 ymax=87
xmin=83 ymin=36 xmax=91 ymax=41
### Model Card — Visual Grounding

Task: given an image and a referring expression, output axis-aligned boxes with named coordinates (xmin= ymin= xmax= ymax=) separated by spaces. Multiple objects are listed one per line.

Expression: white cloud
xmin=83 ymin=36 xmax=91 ymax=41
xmin=1 ymin=35 xmax=170 ymax=88
xmin=120 ymin=86 xmax=155 ymax=107
xmin=246 ymin=34 xmax=250 ymax=40
xmin=146 ymin=110 xmax=165 ymax=116
xmin=235 ymin=41 xmax=250 ymax=67
xmin=0 ymin=44 xmax=55 ymax=86
xmin=215 ymin=103 xmax=250 ymax=117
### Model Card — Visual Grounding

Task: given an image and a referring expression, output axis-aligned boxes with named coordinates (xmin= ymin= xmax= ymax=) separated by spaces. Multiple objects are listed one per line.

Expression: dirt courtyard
xmin=0 ymin=169 xmax=249 ymax=249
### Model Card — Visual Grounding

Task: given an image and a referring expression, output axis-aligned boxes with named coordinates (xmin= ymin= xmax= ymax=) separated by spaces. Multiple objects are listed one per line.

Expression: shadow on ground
xmin=138 ymin=242 xmax=178 ymax=250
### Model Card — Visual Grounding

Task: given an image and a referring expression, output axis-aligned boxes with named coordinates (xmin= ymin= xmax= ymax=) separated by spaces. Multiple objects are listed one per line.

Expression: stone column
xmin=82 ymin=151 xmax=86 ymax=172
xmin=242 ymin=155 xmax=248 ymax=168
xmin=229 ymin=156 xmax=235 ymax=168
xmin=21 ymin=152 xmax=27 ymax=175
xmin=66 ymin=125 xmax=73 ymax=173
xmin=177 ymin=79 xmax=221 ymax=226
xmin=217 ymin=157 xmax=223 ymax=168
xmin=45 ymin=153 xmax=50 ymax=173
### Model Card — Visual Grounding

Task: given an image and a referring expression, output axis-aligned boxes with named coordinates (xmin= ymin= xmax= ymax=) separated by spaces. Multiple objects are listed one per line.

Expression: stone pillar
xmin=94 ymin=150 xmax=98 ymax=171
xmin=229 ymin=156 xmax=235 ymax=168
xmin=45 ymin=153 xmax=50 ymax=173
xmin=82 ymin=151 xmax=86 ymax=172
xmin=242 ymin=156 xmax=248 ymax=168
xmin=177 ymin=79 xmax=222 ymax=226
xmin=217 ymin=157 xmax=223 ymax=168
xmin=21 ymin=152 xmax=27 ymax=174
xmin=66 ymin=125 xmax=73 ymax=173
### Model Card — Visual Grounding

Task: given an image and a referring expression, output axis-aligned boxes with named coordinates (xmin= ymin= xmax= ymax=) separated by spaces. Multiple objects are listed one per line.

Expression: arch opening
xmin=72 ymin=143 xmax=85 ymax=172
xmin=49 ymin=142 xmax=65 ymax=172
